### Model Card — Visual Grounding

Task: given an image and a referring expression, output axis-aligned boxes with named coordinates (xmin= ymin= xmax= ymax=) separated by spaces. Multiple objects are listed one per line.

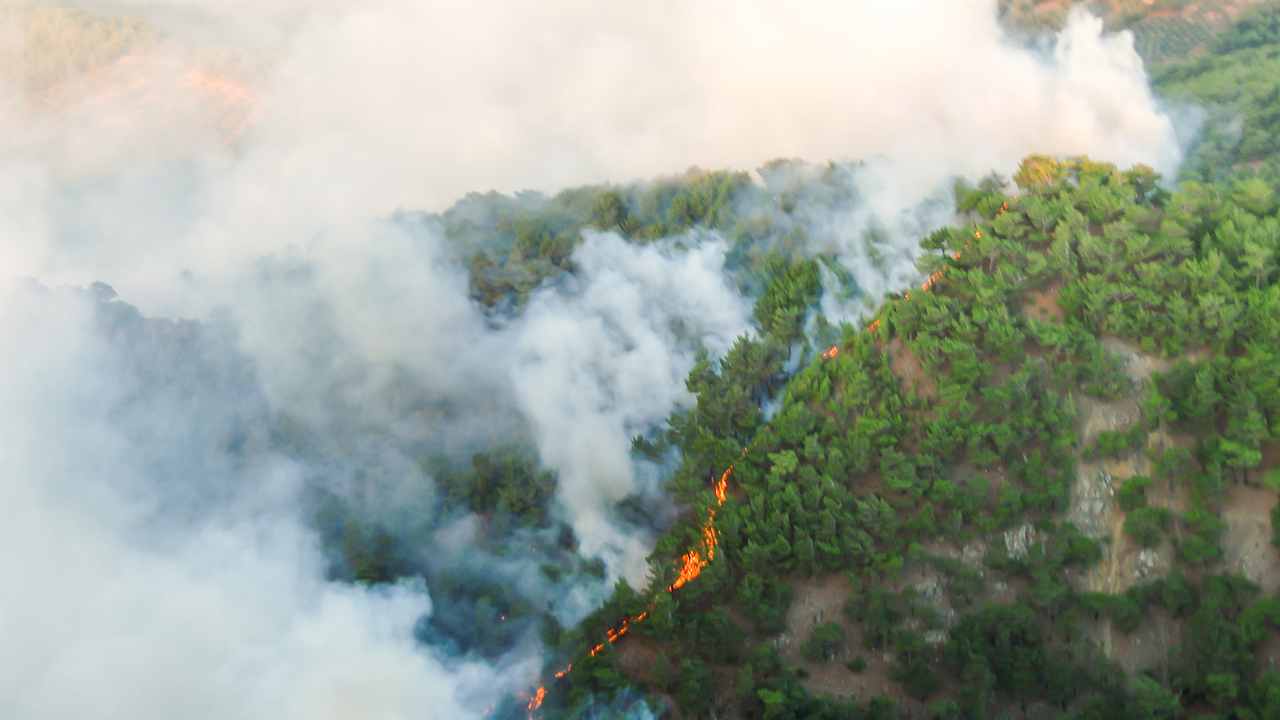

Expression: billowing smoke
xmin=0 ymin=285 xmax=517 ymax=718
xmin=1 ymin=1 xmax=1183 ymax=718
xmin=511 ymin=232 xmax=750 ymax=579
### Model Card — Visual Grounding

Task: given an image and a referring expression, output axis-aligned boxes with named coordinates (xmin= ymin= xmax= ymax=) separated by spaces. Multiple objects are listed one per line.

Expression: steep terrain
xmin=9 ymin=4 xmax=1280 ymax=719
xmin=528 ymin=156 xmax=1280 ymax=719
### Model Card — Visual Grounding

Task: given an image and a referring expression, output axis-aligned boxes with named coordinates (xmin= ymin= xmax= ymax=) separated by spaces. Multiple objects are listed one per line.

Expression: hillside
xmin=8 ymin=4 xmax=1280 ymax=720
xmin=1002 ymin=0 xmax=1266 ymax=64
xmin=1154 ymin=2 xmax=1280 ymax=185
xmin=519 ymin=157 xmax=1280 ymax=718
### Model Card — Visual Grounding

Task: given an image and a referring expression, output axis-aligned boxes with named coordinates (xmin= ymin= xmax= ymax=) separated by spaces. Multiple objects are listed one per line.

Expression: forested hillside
xmin=518 ymin=153 xmax=1280 ymax=719
xmin=395 ymin=9 xmax=1280 ymax=715
xmin=11 ymin=3 xmax=1280 ymax=719
xmin=422 ymin=160 xmax=874 ymax=314
xmin=1154 ymin=2 xmax=1280 ymax=184
xmin=332 ymin=6 xmax=1280 ymax=716
xmin=1001 ymin=0 xmax=1265 ymax=64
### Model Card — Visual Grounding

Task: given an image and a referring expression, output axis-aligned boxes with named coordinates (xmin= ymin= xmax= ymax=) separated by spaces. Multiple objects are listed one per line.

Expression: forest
xmin=11 ymin=2 xmax=1280 ymax=719
xmin=373 ymin=5 xmax=1280 ymax=717
xmin=510 ymin=150 xmax=1280 ymax=718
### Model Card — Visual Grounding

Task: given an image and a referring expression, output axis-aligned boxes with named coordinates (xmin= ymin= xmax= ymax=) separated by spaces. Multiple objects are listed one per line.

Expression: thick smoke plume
xmin=0 ymin=286 xmax=516 ymax=718
xmin=511 ymin=232 xmax=749 ymax=577
xmin=1 ymin=1 xmax=1182 ymax=718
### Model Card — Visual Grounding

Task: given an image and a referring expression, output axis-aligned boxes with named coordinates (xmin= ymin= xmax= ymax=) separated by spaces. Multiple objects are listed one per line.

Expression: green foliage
xmin=801 ymin=622 xmax=846 ymax=663
xmin=946 ymin=604 xmax=1047 ymax=700
xmin=752 ymin=258 xmax=823 ymax=343
xmin=1129 ymin=674 xmax=1181 ymax=719
xmin=1125 ymin=506 xmax=1173 ymax=548
xmin=561 ymin=148 xmax=1280 ymax=717
xmin=433 ymin=445 xmax=557 ymax=527
xmin=1117 ymin=475 xmax=1154 ymax=512
xmin=1155 ymin=4 xmax=1280 ymax=184
xmin=1087 ymin=426 xmax=1148 ymax=460
xmin=341 ymin=522 xmax=401 ymax=585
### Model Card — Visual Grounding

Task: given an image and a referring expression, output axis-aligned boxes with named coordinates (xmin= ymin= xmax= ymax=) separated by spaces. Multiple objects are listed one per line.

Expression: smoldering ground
xmin=1 ymin=2 xmax=1184 ymax=718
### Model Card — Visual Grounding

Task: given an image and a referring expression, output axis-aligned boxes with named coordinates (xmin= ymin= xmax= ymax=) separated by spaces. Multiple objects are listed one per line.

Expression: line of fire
xmin=520 ymin=202 xmax=1003 ymax=716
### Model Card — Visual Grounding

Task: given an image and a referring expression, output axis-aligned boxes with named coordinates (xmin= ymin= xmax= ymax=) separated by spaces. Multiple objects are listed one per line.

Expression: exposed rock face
xmin=1222 ymin=484 xmax=1280 ymax=594
xmin=1070 ymin=339 xmax=1176 ymax=595
xmin=1003 ymin=522 xmax=1038 ymax=560
xmin=910 ymin=574 xmax=956 ymax=644
xmin=1069 ymin=466 xmax=1116 ymax=540
xmin=961 ymin=540 xmax=986 ymax=567
xmin=1134 ymin=547 xmax=1169 ymax=581
xmin=1059 ymin=339 xmax=1241 ymax=672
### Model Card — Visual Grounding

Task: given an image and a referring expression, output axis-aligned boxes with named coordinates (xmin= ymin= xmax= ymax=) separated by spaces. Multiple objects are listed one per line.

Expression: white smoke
xmin=0 ymin=287 xmax=515 ymax=719
xmin=0 ymin=1 xmax=1185 ymax=718
xmin=510 ymin=232 xmax=750 ymax=582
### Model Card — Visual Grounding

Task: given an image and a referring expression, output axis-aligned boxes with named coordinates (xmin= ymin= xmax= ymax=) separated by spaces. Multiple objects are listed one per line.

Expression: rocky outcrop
xmin=1003 ymin=522 xmax=1038 ymax=561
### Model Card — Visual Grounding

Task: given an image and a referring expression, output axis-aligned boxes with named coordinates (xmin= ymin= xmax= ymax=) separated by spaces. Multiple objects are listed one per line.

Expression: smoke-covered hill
xmin=3 ymin=2 xmax=1280 ymax=720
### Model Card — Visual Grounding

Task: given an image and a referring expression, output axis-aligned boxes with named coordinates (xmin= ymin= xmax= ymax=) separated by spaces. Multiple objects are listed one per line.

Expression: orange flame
xmin=527 ymin=687 xmax=547 ymax=712
xmin=864 ymin=211 xmax=994 ymax=334
xmin=920 ymin=268 xmax=945 ymax=292
xmin=714 ymin=467 xmax=730 ymax=504
xmin=821 ymin=344 xmax=840 ymax=360
xmin=667 ymin=465 xmax=732 ymax=592
xmin=525 ymin=462 xmax=731 ymax=715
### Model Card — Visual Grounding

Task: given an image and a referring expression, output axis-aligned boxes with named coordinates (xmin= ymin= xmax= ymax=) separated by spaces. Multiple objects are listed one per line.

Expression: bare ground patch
xmin=779 ymin=574 xmax=914 ymax=707
xmin=1023 ymin=282 xmax=1065 ymax=322
xmin=1221 ymin=484 xmax=1280 ymax=594
xmin=1107 ymin=608 xmax=1183 ymax=677
xmin=1262 ymin=441 xmax=1280 ymax=473
xmin=888 ymin=337 xmax=937 ymax=401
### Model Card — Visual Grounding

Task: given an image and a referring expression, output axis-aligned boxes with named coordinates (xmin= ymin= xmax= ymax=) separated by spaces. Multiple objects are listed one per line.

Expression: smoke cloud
xmin=1 ymin=1 xmax=1183 ymax=718
xmin=511 ymin=232 xmax=750 ymax=578
xmin=0 ymin=286 xmax=515 ymax=719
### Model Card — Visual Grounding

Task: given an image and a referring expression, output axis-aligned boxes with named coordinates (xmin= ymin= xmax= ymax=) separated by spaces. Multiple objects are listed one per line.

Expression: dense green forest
xmin=1154 ymin=3 xmax=1280 ymax=185
xmin=337 ymin=5 xmax=1280 ymax=718
xmin=522 ymin=150 xmax=1280 ymax=718
xmin=21 ymin=2 xmax=1280 ymax=719
xmin=413 ymin=159 xmax=875 ymax=314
